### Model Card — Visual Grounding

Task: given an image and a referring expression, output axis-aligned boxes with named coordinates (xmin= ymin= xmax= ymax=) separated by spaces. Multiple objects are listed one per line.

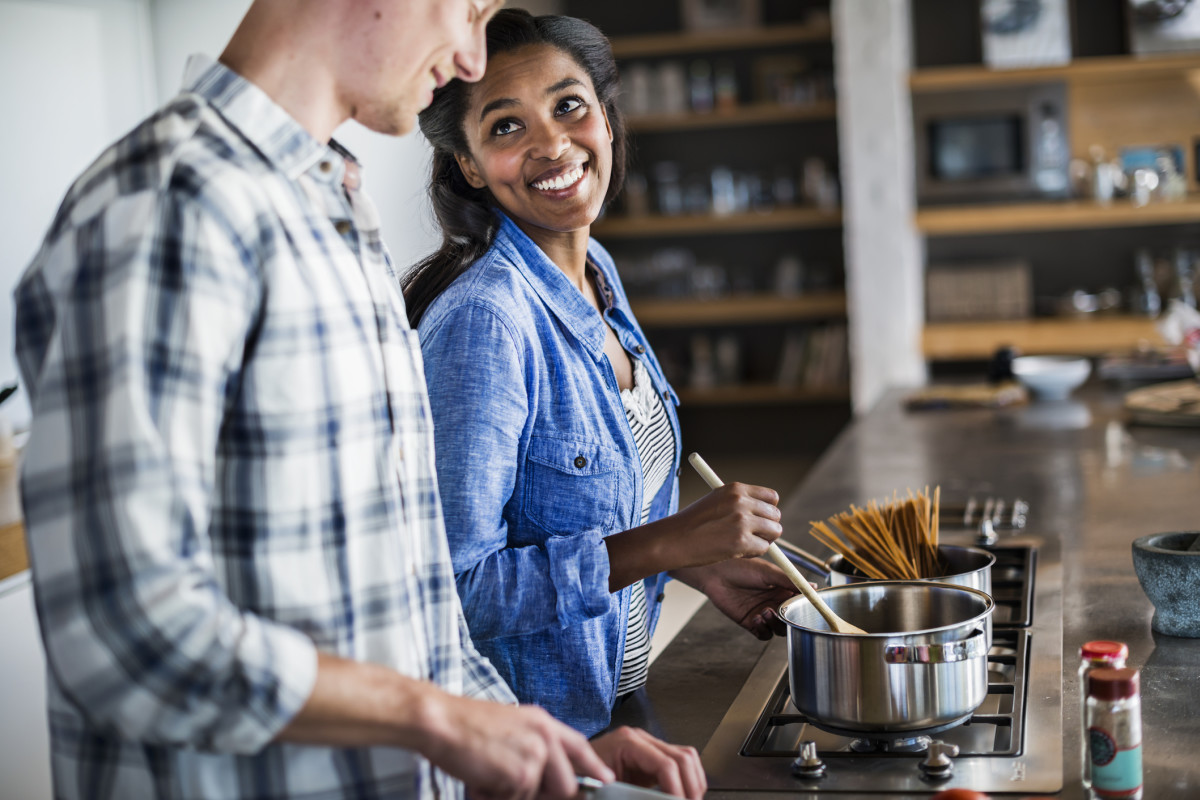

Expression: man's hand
xmin=589 ymin=726 xmax=706 ymax=800
xmin=672 ymin=557 xmax=797 ymax=640
xmin=280 ymin=654 xmax=614 ymax=800
xmin=419 ymin=695 xmax=614 ymax=800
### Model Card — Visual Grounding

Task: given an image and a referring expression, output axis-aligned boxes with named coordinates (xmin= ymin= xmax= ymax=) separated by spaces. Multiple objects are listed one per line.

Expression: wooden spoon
xmin=687 ymin=452 xmax=868 ymax=635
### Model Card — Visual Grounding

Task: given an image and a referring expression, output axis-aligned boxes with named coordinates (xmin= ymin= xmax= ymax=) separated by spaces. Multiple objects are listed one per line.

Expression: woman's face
xmin=456 ymin=44 xmax=613 ymax=242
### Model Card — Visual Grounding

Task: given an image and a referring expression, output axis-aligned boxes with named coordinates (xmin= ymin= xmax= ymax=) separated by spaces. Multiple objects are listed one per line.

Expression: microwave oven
xmin=913 ymin=83 xmax=1070 ymax=205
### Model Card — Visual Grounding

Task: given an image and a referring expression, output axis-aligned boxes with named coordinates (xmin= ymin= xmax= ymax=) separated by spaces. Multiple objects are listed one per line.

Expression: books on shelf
xmin=777 ymin=322 xmax=848 ymax=389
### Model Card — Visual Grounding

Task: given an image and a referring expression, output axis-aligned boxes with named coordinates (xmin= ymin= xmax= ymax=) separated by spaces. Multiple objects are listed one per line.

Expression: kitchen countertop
xmin=610 ymin=384 xmax=1200 ymax=797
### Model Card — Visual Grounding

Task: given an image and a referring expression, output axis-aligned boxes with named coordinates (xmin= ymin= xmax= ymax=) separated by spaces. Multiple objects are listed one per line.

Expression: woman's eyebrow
xmin=478 ymin=78 xmax=586 ymax=123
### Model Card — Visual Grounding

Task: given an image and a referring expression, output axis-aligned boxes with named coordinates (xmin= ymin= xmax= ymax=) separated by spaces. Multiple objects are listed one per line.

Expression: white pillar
xmin=833 ymin=0 xmax=927 ymax=414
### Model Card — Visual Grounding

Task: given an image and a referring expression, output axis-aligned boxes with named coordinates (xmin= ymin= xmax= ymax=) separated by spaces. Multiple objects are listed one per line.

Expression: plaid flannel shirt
xmin=14 ymin=54 xmax=514 ymax=800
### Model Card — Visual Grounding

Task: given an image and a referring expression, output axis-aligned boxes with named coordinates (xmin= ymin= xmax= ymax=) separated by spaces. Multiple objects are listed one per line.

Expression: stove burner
xmin=816 ymin=713 xmax=972 ymax=747
xmin=849 ymin=734 xmax=931 ymax=754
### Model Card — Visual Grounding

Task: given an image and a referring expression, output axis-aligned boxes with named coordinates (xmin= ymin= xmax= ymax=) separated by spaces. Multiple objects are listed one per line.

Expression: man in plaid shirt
xmin=13 ymin=2 xmax=705 ymax=798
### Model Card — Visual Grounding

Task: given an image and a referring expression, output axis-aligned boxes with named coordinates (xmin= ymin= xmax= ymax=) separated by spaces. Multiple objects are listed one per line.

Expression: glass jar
xmin=1086 ymin=667 xmax=1142 ymax=800
xmin=1079 ymin=640 xmax=1128 ymax=789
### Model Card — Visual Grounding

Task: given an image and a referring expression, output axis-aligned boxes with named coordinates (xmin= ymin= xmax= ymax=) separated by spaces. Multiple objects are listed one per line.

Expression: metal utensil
xmin=687 ymin=452 xmax=867 ymax=635
xmin=577 ymin=777 xmax=680 ymax=800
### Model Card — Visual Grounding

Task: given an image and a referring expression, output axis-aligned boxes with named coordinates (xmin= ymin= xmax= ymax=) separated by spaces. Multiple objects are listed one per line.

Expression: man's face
xmin=346 ymin=0 xmax=504 ymax=136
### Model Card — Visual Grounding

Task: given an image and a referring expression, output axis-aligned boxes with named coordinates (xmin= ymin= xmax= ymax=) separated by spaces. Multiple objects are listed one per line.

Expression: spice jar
xmin=1078 ymin=641 xmax=1128 ymax=789
xmin=1086 ymin=667 xmax=1142 ymax=800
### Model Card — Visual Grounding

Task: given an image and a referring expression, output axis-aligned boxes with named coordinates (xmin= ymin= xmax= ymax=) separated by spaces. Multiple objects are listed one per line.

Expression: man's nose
xmin=455 ymin=31 xmax=487 ymax=83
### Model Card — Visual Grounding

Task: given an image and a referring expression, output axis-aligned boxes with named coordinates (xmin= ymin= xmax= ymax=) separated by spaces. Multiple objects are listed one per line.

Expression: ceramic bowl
xmin=1010 ymin=355 xmax=1091 ymax=400
xmin=1132 ymin=532 xmax=1200 ymax=637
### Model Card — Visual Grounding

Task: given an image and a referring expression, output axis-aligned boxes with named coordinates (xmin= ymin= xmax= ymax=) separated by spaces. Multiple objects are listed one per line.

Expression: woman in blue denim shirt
xmin=404 ymin=10 xmax=797 ymax=738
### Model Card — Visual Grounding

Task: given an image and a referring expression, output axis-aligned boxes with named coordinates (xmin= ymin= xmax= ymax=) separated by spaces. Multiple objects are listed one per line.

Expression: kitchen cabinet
xmin=567 ymin=0 xmax=851 ymax=452
xmin=910 ymin=1 xmax=1200 ymax=363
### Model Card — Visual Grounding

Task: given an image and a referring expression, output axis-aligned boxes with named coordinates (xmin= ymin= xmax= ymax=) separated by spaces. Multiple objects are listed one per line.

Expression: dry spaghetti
xmin=808 ymin=487 xmax=947 ymax=580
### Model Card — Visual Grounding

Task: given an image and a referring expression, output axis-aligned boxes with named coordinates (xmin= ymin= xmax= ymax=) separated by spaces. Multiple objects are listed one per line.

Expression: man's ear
xmin=455 ymin=153 xmax=487 ymax=189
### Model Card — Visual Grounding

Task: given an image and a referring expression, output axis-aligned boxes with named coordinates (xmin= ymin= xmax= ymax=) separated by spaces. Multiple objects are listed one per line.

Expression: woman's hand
xmin=671 ymin=558 xmax=798 ymax=640
xmin=605 ymin=482 xmax=782 ymax=591
xmin=589 ymin=726 xmax=706 ymax=800
xmin=670 ymin=482 xmax=783 ymax=567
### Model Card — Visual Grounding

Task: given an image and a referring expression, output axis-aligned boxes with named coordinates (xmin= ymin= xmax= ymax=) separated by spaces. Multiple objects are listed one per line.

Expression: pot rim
xmin=778 ymin=580 xmax=995 ymax=637
xmin=825 ymin=543 xmax=997 ymax=580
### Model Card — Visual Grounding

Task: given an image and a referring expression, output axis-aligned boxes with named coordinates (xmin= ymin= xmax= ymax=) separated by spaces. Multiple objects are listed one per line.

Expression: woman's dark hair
xmin=402 ymin=8 xmax=628 ymax=327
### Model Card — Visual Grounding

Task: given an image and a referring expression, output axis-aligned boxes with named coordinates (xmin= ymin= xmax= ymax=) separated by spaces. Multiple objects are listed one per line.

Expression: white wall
xmin=0 ymin=0 xmax=157 ymax=427
xmin=834 ymin=0 xmax=927 ymax=414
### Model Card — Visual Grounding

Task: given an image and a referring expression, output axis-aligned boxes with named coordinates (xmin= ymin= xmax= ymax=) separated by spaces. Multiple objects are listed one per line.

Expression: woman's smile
xmin=530 ymin=162 xmax=588 ymax=193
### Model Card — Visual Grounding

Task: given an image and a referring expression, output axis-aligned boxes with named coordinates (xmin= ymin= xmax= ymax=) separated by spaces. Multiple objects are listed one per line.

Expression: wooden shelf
xmin=909 ymin=53 xmax=1200 ymax=92
xmin=628 ymin=100 xmax=836 ymax=133
xmin=631 ymin=291 xmax=845 ymax=327
xmin=922 ymin=315 xmax=1165 ymax=361
xmin=915 ymin=197 xmax=1200 ymax=236
xmin=609 ymin=20 xmax=831 ymax=59
xmin=677 ymin=383 xmax=849 ymax=407
xmin=594 ymin=206 xmax=841 ymax=238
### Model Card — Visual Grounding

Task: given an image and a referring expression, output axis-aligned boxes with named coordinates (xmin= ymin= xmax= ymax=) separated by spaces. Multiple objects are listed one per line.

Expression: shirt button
xmin=635 ymin=345 xmax=646 ymax=354
xmin=319 ymin=161 xmax=333 ymax=173
xmin=574 ymin=455 xmax=588 ymax=469
xmin=335 ymin=220 xmax=353 ymax=235
xmin=656 ymin=593 xmax=666 ymax=603
xmin=662 ymin=390 xmax=670 ymax=401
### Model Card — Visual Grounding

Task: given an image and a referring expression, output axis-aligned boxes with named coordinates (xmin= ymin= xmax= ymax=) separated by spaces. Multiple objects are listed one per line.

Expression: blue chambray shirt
xmin=418 ymin=213 xmax=683 ymax=736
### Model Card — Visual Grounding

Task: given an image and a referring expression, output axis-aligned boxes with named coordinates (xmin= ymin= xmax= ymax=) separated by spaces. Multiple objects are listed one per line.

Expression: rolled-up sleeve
xmin=16 ymin=191 xmax=317 ymax=753
xmin=420 ymin=301 xmax=613 ymax=641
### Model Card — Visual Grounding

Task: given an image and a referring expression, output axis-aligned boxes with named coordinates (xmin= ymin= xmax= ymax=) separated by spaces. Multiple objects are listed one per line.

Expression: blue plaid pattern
xmin=14 ymin=55 xmax=513 ymax=800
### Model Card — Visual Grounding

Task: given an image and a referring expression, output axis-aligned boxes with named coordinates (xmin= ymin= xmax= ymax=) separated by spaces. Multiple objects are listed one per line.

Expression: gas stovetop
xmin=700 ymin=542 xmax=1063 ymax=795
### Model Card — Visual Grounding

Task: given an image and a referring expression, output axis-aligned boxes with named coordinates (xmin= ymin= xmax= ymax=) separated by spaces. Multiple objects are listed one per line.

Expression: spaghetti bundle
xmin=808 ymin=487 xmax=947 ymax=580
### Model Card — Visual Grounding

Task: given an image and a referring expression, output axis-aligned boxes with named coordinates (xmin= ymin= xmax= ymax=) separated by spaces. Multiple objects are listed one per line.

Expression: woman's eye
xmin=556 ymin=97 xmax=584 ymax=116
xmin=492 ymin=119 xmax=521 ymax=136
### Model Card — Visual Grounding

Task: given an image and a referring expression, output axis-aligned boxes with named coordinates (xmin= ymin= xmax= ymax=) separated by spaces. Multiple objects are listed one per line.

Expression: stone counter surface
xmin=610 ymin=386 xmax=1200 ymax=798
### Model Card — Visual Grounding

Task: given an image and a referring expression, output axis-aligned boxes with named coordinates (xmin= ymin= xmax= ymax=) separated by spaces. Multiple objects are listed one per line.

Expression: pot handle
xmin=774 ymin=538 xmax=831 ymax=577
xmin=883 ymin=629 xmax=989 ymax=664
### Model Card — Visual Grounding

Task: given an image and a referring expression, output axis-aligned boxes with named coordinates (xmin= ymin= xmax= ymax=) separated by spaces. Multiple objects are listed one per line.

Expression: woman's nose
xmin=529 ymin=123 xmax=570 ymax=160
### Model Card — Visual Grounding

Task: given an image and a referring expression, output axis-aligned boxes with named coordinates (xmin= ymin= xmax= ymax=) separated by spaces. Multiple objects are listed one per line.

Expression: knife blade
xmin=577 ymin=776 xmax=680 ymax=800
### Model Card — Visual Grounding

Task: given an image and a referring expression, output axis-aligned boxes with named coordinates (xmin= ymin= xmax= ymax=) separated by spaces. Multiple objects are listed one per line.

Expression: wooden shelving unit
xmin=676 ymin=383 xmax=849 ymax=407
xmin=609 ymin=19 xmax=831 ymax=59
xmin=909 ymin=52 xmax=1200 ymax=92
xmin=915 ymin=197 xmax=1200 ymax=236
xmin=581 ymin=2 xmax=849 ymax=419
xmin=594 ymin=206 xmax=842 ymax=239
xmin=627 ymin=100 xmax=836 ymax=133
xmin=631 ymin=291 xmax=845 ymax=327
xmin=922 ymin=315 xmax=1164 ymax=361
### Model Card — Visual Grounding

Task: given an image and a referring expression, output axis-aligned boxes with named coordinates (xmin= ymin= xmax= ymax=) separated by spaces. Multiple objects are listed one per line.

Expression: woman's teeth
xmin=532 ymin=165 xmax=584 ymax=191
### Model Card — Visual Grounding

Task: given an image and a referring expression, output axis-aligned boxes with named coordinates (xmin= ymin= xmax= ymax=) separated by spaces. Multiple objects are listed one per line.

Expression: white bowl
xmin=1011 ymin=355 xmax=1092 ymax=400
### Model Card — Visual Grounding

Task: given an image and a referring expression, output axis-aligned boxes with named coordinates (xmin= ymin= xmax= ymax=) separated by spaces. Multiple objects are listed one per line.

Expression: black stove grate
xmin=985 ymin=544 xmax=1036 ymax=627
xmin=741 ymin=628 xmax=1031 ymax=759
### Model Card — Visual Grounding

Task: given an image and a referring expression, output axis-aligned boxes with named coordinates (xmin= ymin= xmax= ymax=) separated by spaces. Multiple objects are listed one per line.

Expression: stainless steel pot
xmin=778 ymin=540 xmax=996 ymax=596
xmin=779 ymin=581 xmax=995 ymax=734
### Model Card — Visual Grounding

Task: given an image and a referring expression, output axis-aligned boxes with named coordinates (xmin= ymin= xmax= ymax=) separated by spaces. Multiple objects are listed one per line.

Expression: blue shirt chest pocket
xmin=524 ymin=436 xmax=622 ymax=537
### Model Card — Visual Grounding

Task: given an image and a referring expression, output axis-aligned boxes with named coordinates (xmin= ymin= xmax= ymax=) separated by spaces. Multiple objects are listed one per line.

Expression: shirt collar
xmin=493 ymin=212 xmax=609 ymax=354
xmin=181 ymin=54 xmax=344 ymax=181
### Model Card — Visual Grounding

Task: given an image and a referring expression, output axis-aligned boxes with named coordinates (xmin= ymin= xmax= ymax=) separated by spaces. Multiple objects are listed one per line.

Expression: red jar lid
xmin=1088 ymin=667 xmax=1140 ymax=701
xmin=1080 ymin=640 xmax=1128 ymax=663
